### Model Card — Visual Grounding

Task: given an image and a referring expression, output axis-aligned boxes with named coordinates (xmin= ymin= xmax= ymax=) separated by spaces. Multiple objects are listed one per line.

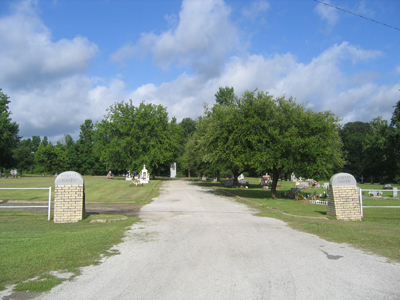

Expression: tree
xmin=0 ymin=89 xmax=20 ymax=171
xmin=41 ymin=136 xmax=48 ymax=147
xmin=31 ymin=136 xmax=41 ymax=152
xmin=215 ymin=86 xmax=236 ymax=106
xmin=188 ymin=89 xmax=344 ymax=197
xmin=177 ymin=118 xmax=197 ymax=176
xmin=35 ymin=142 xmax=67 ymax=175
xmin=390 ymin=100 xmax=400 ymax=182
xmin=339 ymin=121 xmax=371 ymax=179
xmin=362 ymin=117 xmax=394 ymax=183
xmin=13 ymin=145 xmax=35 ymax=175
xmin=57 ymin=134 xmax=79 ymax=171
xmin=180 ymin=118 xmax=197 ymax=141
xmin=76 ymin=119 xmax=103 ymax=175
xmin=95 ymin=100 xmax=180 ymax=177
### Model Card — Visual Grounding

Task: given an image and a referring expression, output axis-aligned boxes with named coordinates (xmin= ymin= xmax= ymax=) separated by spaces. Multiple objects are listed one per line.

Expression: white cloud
xmin=0 ymin=0 xmax=99 ymax=140
xmin=0 ymin=1 xmax=98 ymax=90
xmin=242 ymin=0 xmax=270 ymax=18
xmin=242 ymin=0 xmax=270 ymax=19
xmin=111 ymin=0 xmax=239 ymax=78
xmin=314 ymin=0 xmax=340 ymax=28
xmin=121 ymin=41 xmax=395 ymax=126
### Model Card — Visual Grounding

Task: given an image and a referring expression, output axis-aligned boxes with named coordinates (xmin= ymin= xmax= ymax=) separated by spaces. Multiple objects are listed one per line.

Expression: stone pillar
xmin=327 ymin=173 xmax=362 ymax=221
xmin=54 ymin=171 xmax=85 ymax=223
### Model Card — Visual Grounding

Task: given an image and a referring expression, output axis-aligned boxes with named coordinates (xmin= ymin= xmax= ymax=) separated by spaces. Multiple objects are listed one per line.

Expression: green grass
xmin=193 ymin=177 xmax=400 ymax=262
xmin=0 ymin=175 xmax=161 ymax=204
xmin=0 ymin=175 xmax=162 ymax=292
xmin=0 ymin=211 xmax=140 ymax=292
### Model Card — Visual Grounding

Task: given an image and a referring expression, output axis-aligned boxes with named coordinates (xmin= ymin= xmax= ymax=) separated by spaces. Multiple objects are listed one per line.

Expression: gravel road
xmin=34 ymin=180 xmax=400 ymax=300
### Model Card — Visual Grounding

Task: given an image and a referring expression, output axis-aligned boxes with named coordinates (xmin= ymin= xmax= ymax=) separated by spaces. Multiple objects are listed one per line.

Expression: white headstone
xmin=139 ymin=165 xmax=149 ymax=184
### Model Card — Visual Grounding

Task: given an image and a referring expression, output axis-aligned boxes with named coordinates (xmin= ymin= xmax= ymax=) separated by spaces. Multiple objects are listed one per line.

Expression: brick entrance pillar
xmin=54 ymin=171 xmax=85 ymax=223
xmin=327 ymin=173 xmax=362 ymax=221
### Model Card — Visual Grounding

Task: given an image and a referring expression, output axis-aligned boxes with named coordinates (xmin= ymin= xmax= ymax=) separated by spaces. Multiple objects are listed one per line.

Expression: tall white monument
xmin=139 ymin=165 xmax=150 ymax=184
xmin=170 ymin=162 xmax=177 ymax=178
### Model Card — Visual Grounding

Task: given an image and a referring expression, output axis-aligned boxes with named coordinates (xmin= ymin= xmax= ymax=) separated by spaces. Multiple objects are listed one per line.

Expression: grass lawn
xmin=193 ymin=177 xmax=400 ymax=263
xmin=0 ymin=175 xmax=161 ymax=205
xmin=0 ymin=175 xmax=161 ymax=292
xmin=0 ymin=212 xmax=138 ymax=292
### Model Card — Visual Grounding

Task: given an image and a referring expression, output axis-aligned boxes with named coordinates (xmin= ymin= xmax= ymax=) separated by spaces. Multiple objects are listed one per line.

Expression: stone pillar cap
xmin=55 ymin=171 xmax=84 ymax=185
xmin=329 ymin=173 xmax=357 ymax=186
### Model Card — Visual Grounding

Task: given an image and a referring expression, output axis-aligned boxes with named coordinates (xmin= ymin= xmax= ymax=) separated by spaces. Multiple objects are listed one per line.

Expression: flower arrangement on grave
xmin=10 ymin=169 xmax=18 ymax=178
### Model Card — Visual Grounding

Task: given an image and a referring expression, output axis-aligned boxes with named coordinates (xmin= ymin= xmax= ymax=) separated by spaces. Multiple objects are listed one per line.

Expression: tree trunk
xmin=271 ymin=166 xmax=282 ymax=199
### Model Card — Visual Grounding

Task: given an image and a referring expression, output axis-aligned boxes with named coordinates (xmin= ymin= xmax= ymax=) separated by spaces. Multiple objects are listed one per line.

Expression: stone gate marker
xmin=54 ymin=171 xmax=85 ymax=223
xmin=327 ymin=173 xmax=362 ymax=221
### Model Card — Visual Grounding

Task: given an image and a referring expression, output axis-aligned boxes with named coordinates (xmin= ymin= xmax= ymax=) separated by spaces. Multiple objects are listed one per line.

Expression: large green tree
xmin=362 ymin=117 xmax=394 ymax=183
xmin=390 ymin=100 xmax=400 ymax=182
xmin=57 ymin=134 xmax=79 ymax=171
xmin=35 ymin=142 xmax=67 ymax=175
xmin=76 ymin=120 xmax=103 ymax=175
xmin=187 ymin=89 xmax=344 ymax=197
xmin=0 ymin=89 xmax=20 ymax=171
xmin=13 ymin=145 xmax=35 ymax=175
xmin=177 ymin=117 xmax=198 ymax=176
xmin=339 ymin=121 xmax=371 ymax=179
xmin=95 ymin=100 xmax=181 ymax=177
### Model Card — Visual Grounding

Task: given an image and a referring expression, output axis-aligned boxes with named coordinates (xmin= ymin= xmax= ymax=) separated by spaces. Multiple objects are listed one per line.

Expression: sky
xmin=1 ymin=0 xmax=399 ymax=143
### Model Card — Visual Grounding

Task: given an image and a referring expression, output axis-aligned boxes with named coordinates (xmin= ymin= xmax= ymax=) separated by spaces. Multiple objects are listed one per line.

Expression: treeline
xmin=1 ymin=88 xmax=400 ymax=191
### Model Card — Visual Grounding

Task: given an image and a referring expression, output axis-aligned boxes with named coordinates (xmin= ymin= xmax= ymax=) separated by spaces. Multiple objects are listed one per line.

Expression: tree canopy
xmin=185 ymin=89 xmax=344 ymax=197
xmin=0 ymin=89 xmax=20 ymax=171
xmin=95 ymin=100 xmax=181 ymax=177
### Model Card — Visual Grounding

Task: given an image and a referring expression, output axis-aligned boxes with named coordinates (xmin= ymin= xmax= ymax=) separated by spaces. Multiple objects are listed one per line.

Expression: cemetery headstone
xmin=290 ymin=188 xmax=301 ymax=199
xmin=54 ymin=171 xmax=85 ymax=223
xmin=225 ymin=178 xmax=233 ymax=187
xmin=291 ymin=172 xmax=297 ymax=182
xmin=298 ymin=182 xmax=309 ymax=189
xmin=327 ymin=173 xmax=362 ymax=221
xmin=370 ymin=176 xmax=374 ymax=184
xmin=360 ymin=175 xmax=364 ymax=184
xmin=394 ymin=187 xmax=398 ymax=197
xmin=139 ymin=165 xmax=150 ymax=184
xmin=323 ymin=183 xmax=330 ymax=189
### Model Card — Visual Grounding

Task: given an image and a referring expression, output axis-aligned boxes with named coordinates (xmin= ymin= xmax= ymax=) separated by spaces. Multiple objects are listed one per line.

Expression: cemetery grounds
xmin=1 ymin=176 xmax=400 ymax=293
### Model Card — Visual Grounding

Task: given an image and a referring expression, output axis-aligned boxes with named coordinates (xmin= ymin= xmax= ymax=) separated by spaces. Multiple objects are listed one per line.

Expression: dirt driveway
xmin=30 ymin=180 xmax=400 ymax=299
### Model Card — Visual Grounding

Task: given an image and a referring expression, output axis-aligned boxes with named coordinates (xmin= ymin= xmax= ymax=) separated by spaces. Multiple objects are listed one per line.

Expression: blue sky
xmin=1 ymin=0 xmax=399 ymax=142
